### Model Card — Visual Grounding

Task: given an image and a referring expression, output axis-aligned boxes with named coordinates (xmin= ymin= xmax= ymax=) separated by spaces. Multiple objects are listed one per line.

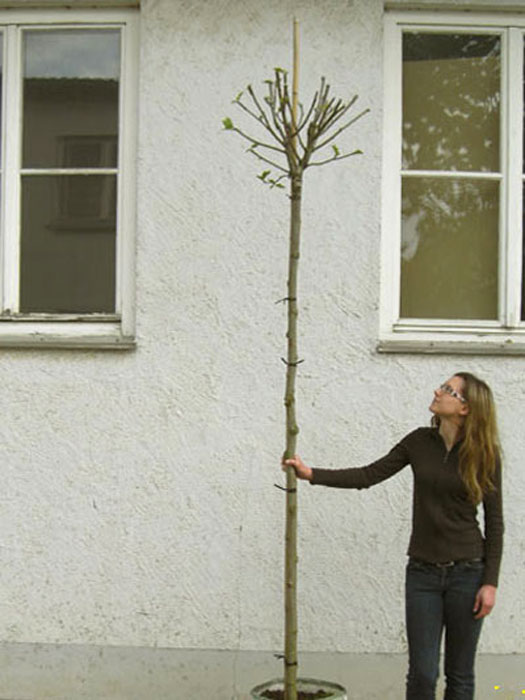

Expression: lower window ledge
xmin=384 ymin=1 xmax=525 ymax=11
xmin=378 ymin=333 xmax=525 ymax=355
xmin=0 ymin=322 xmax=136 ymax=349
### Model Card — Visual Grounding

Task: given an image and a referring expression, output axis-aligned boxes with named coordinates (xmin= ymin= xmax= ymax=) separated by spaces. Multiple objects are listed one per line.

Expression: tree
xmin=223 ymin=24 xmax=368 ymax=700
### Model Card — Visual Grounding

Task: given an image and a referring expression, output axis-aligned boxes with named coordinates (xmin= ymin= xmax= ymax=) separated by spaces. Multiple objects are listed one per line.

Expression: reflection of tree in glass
xmin=402 ymin=33 xmax=500 ymax=173
xmin=402 ymin=178 xmax=496 ymax=258
xmin=401 ymin=177 xmax=499 ymax=320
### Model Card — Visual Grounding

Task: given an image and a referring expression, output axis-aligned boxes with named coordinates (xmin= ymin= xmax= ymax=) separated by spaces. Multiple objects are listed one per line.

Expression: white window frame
xmin=0 ymin=8 xmax=138 ymax=348
xmin=380 ymin=10 xmax=525 ymax=354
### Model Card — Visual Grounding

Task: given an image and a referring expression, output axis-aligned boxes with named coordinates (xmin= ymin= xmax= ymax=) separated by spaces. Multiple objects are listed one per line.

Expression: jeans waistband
xmin=410 ymin=557 xmax=483 ymax=569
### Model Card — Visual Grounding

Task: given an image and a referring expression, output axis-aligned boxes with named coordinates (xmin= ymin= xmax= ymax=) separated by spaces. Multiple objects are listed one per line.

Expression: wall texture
xmin=0 ymin=0 xmax=523 ymax=671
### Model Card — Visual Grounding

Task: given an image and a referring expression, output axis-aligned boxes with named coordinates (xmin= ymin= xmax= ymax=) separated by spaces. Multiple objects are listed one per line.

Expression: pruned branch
xmin=230 ymin=126 xmax=286 ymax=154
xmin=265 ymin=82 xmax=288 ymax=144
xmin=308 ymin=148 xmax=363 ymax=167
xmin=295 ymin=90 xmax=319 ymax=133
xmin=224 ymin=71 xmax=368 ymax=183
xmin=247 ymin=146 xmax=289 ymax=173
xmin=312 ymin=107 xmax=371 ymax=153
xmin=233 ymin=96 xmax=275 ymax=132
xmin=246 ymin=84 xmax=284 ymax=145
xmin=320 ymin=94 xmax=358 ymax=133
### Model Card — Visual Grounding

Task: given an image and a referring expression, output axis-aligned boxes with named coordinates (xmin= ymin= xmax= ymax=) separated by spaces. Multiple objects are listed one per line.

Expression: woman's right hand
xmin=282 ymin=454 xmax=313 ymax=482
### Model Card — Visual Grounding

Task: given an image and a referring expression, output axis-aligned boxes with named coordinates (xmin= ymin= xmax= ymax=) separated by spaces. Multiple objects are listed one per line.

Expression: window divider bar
xmin=380 ymin=14 xmax=403 ymax=332
xmin=504 ymin=28 xmax=523 ymax=327
xmin=498 ymin=27 xmax=510 ymax=326
xmin=115 ymin=13 xmax=138 ymax=331
xmin=2 ymin=24 xmax=22 ymax=314
xmin=401 ymin=170 xmax=502 ymax=179
xmin=21 ymin=168 xmax=119 ymax=175
xmin=0 ymin=29 xmax=6 ymax=312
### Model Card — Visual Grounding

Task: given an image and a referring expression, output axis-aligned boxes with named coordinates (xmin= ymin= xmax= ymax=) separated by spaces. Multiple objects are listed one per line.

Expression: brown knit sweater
xmin=311 ymin=427 xmax=504 ymax=586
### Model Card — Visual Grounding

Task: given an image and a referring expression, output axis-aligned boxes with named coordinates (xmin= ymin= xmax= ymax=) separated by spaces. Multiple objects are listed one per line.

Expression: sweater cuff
xmin=310 ymin=467 xmax=329 ymax=485
xmin=482 ymin=565 xmax=500 ymax=588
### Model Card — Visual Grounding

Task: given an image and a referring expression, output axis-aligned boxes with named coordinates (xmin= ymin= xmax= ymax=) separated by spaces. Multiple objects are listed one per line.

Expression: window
xmin=0 ymin=9 xmax=138 ymax=347
xmin=380 ymin=11 xmax=525 ymax=353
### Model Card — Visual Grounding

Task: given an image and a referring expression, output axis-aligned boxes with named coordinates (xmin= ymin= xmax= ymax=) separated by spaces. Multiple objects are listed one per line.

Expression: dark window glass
xmin=20 ymin=176 xmax=116 ymax=314
xmin=20 ymin=29 xmax=120 ymax=314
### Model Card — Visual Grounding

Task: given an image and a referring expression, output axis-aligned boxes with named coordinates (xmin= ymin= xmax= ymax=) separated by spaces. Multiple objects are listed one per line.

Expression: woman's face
xmin=429 ymin=375 xmax=469 ymax=420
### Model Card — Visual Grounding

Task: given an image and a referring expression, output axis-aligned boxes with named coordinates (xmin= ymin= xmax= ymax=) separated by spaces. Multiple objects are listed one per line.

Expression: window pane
xmin=0 ymin=33 xmax=3 ymax=161
xmin=400 ymin=177 xmax=499 ymax=320
xmin=20 ymin=176 xmax=116 ymax=314
xmin=521 ymin=37 xmax=525 ymax=321
xmin=23 ymin=30 xmax=120 ymax=168
xmin=522 ymin=182 xmax=525 ymax=321
xmin=523 ymin=37 xmax=525 ymax=174
xmin=403 ymin=33 xmax=500 ymax=172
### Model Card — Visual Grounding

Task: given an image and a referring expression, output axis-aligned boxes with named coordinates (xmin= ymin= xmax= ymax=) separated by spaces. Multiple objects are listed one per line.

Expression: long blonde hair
xmin=433 ymin=372 xmax=501 ymax=504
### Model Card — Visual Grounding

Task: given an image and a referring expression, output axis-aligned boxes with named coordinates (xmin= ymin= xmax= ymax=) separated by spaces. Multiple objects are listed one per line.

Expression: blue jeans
xmin=405 ymin=557 xmax=484 ymax=700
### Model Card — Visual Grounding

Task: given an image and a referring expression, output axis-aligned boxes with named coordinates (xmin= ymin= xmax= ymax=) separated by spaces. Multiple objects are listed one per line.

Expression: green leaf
xmin=222 ymin=117 xmax=234 ymax=130
xmin=233 ymin=91 xmax=243 ymax=103
xmin=257 ymin=170 xmax=271 ymax=182
xmin=332 ymin=144 xmax=340 ymax=157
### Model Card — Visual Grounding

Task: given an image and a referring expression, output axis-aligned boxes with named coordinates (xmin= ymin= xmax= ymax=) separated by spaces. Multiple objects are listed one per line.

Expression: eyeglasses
xmin=439 ymin=383 xmax=467 ymax=403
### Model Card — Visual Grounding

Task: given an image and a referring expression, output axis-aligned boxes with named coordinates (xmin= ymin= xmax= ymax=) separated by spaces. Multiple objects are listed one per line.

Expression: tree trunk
xmin=283 ymin=172 xmax=303 ymax=700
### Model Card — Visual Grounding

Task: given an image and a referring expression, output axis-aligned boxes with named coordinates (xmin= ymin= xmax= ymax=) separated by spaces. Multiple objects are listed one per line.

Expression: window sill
xmin=384 ymin=1 xmax=525 ymax=12
xmin=0 ymin=319 xmax=135 ymax=349
xmin=0 ymin=1 xmax=139 ymax=7
xmin=378 ymin=326 xmax=525 ymax=355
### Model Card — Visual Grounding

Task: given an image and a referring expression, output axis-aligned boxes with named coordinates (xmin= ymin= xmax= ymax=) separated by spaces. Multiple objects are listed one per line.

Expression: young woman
xmin=283 ymin=372 xmax=503 ymax=700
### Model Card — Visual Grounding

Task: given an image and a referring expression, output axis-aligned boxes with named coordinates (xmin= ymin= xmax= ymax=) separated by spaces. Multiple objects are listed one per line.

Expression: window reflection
xmin=24 ymin=30 xmax=120 ymax=79
xmin=23 ymin=30 xmax=120 ymax=168
xmin=403 ymin=33 xmax=500 ymax=172
xmin=401 ymin=177 xmax=499 ymax=320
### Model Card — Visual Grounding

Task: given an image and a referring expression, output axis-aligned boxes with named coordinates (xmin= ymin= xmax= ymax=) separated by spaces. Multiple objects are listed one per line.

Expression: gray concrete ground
xmin=0 ymin=644 xmax=523 ymax=699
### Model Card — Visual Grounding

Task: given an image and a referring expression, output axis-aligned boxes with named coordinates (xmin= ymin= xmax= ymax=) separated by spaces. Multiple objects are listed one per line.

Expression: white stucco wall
xmin=0 ymin=0 xmax=523 ymax=663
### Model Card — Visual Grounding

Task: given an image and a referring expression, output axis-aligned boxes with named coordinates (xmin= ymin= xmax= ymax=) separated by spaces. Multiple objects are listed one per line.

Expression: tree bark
xmin=283 ymin=172 xmax=302 ymax=700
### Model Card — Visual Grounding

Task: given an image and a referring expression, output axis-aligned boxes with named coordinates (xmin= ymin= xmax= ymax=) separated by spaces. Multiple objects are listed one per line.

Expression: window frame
xmin=380 ymin=10 xmax=525 ymax=354
xmin=0 ymin=7 xmax=138 ymax=349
